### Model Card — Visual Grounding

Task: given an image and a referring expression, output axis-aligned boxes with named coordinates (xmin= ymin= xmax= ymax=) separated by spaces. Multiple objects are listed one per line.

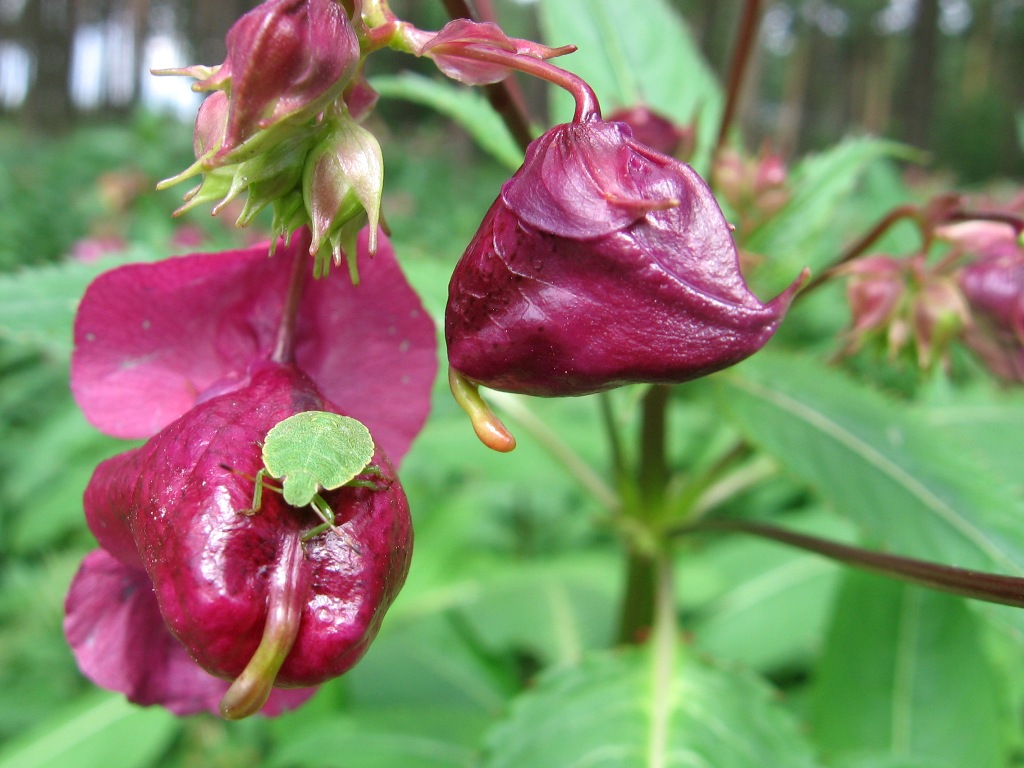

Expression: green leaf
xmin=719 ymin=352 xmax=1024 ymax=577
xmin=809 ymin=572 xmax=1007 ymax=767
xmin=0 ymin=246 xmax=164 ymax=356
xmin=0 ymin=691 xmax=178 ymax=768
xmin=482 ymin=647 xmax=818 ymax=768
xmin=539 ymin=0 xmax=722 ymax=168
xmin=268 ymin=708 xmax=486 ymax=768
xmin=746 ymin=139 xmax=916 ymax=293
xmin=683 ymin=511 xmax=846 ymax=672
xmin=371 ymin=73 xmax=523 ymax=170
xmin=262 ymin=411 xmax=375 ymax=507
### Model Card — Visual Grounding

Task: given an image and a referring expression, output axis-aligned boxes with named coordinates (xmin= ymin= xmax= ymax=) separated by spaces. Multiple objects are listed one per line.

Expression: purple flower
xmin=66 ymin=229 xmax=436 ymax=716
xmin=445 ymin=119 xmax=805 ymax=396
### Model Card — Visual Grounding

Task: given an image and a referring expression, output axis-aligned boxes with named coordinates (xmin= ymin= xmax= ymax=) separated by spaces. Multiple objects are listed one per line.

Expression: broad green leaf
xmin=810 ymin=572 xmax=1006 ymax=768
xmin=371 ymin=73 xmax=524 ymax=170
xmin=682 ymin=511 xmax=847 ymax=671
xmin=539 ymin=0 xmax=722 ymax=168
xmin=267 ymin=708 xmax=487 ymax=768
xmin=746 ymin=139 xmax=916 ymax=293
xmin=262 ymin=411 xmax=374 ymax=507
xmin=344 ymin=612 xmax=514 ymax=714
xmin=482 ymin=646 xmax=818 ymax=768
xmin=0 ymin=246 xmax=163 ymax=356
xmin=0 ymin=691 xmax=178 ymax=768
xmin=916 ymin=392 xmax=1024 ymax=499
xmin=719 ymin=352 xmax=1024 ymax=577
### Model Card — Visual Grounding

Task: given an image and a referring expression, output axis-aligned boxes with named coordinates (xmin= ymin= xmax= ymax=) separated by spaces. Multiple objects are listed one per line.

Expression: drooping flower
xmin=445 ymin=119 xmax=805 ymax=397
xmin=66 ymin=229 xmax=437 ymax=716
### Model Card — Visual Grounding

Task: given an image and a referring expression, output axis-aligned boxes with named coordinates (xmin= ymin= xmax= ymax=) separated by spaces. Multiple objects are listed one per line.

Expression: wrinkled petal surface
xmin=446 ymin=121 xmax=804 ymax=396
xmin=64 ymin=549 xmax=316 ymax=716
xmin=83 ymin=363 xmax=413 ymax=687
xmin=72 ymin=228 xmax=436 ymax=463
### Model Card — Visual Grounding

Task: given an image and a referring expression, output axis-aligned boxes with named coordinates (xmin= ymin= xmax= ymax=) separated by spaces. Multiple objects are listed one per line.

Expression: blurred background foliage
xmin=0 ymin=0 xmax=1023 ymax=766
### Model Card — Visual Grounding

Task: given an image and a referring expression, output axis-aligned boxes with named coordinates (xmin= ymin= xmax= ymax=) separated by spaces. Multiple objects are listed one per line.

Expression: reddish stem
xmin=711 ymin=0 xmax=762 ymax=182
xmin=441 ymin=0 xmax=534 ymax=150
xmin=430 ymin=41 xmax=600 ymax=123
xmin=681 ymin=518 xmax=1024 ymax=608
xmin=271 ymin=230 xmax=312 ymax=365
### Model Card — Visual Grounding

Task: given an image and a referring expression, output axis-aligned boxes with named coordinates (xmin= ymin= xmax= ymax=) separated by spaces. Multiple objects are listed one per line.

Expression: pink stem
xmin=271 ymin=229 xmax=312 ymax=364
xmin=431 ymin=41 xmax=601 ymax=123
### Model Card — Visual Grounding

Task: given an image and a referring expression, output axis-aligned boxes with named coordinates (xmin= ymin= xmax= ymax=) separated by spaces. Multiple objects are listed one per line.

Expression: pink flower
xmin=66 ymin=229 xmax=436 ymax=716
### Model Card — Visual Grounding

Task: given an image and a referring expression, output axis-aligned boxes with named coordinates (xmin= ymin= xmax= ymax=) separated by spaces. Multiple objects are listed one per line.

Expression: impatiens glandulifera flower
xmin=67 ymin=228 xmax=436 ymax=715
xmin=67 ymin=363 xmax=412 ymax=718
xmin=956 ymin=243 xmax=1024 ymax=382
xmin=195 ymin=0 xmax=360 ymax=161
xmin=445 ymin=119 xmax=806 ymax=408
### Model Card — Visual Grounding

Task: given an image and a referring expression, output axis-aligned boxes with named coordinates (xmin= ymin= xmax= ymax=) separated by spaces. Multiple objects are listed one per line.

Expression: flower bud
xmin=445 ymin=120 xmax=805 ymax=397
xmin=198 ymin=0 xmax=360 ymax=160
xmin=607 ymin=105 xmax=689 ymax=159
xmin=303 ymin=114 xmax=384 ymax=270
xmin=839 ymin=253 xmax=969 ymax=369
xmin=403 ymin=18 xmax=574 ymax=86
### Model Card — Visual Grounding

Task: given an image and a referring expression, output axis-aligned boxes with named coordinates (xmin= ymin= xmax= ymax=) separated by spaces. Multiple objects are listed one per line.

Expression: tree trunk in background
xmin=900 ymin=0 xmax=939 ymax=152
xmin=186 ymin=0 xmax=253 ymax=64
xmin=21 ymin=0 xmax=75 ymax=132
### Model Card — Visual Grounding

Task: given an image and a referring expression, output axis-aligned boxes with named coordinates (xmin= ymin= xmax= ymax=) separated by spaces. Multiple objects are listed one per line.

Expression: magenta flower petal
xmin=71 ymin=228 xmax=436 ymax=463
xmin=64 ymin=549 xmax=316 ymax=716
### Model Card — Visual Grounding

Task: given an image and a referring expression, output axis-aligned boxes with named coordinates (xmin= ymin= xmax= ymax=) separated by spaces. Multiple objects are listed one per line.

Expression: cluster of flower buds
xmin=65 ymin=229 xmax=436 ymax=717
xmin=837 ymin=192 xmax=1024 ymax=377
xmin=839 ymin=252 xmax=970 ymax=370
xmin=712 ymin=143 xmax=790 ymax=239
xmin=158 ymin=0 xmax=382 ymax=274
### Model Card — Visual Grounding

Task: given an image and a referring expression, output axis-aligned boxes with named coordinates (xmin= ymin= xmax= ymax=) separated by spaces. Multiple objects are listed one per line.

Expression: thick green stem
xmin=617 ymin=385 xmax=672 ymax=645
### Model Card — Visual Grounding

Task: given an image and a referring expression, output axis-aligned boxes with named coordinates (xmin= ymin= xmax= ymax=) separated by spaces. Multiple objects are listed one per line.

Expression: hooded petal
xmin=71 ymin=228 xmax=436 ymax=463
xmin=446 ymin=121 xmax=805 ymax=396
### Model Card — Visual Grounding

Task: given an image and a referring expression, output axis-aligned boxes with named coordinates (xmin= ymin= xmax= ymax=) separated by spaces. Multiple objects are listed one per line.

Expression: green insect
xmin=237 ymin=411 xmax=383 ymax=542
